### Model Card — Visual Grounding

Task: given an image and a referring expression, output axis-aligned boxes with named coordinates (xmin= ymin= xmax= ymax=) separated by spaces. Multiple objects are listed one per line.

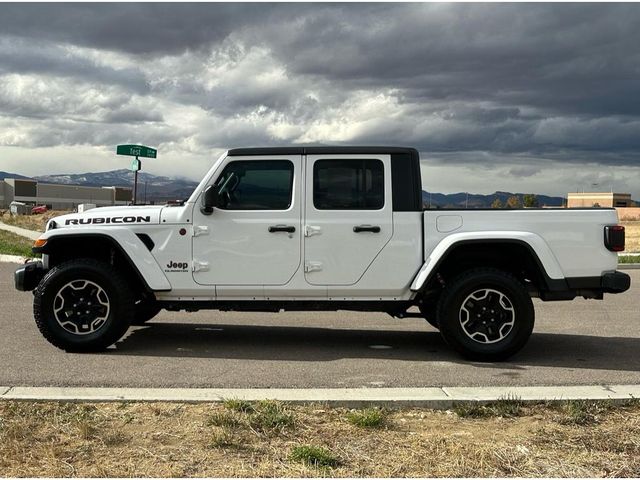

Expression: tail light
xmin=604 ymin=225 xmax=625 ymax=252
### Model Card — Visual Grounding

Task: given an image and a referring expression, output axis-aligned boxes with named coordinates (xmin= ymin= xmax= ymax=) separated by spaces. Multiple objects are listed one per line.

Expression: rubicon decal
xmin=165 ymin=261 xmax=189 ymax=272
xmin=65 ymin=216 xmax=151 ymax=225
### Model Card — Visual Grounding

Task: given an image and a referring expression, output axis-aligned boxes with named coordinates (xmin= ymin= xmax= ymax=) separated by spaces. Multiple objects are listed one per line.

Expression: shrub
xmin=346 ymin=408 xmax=386 ymax=428
xmin=290 ymin=445 xmax=339 ymax=468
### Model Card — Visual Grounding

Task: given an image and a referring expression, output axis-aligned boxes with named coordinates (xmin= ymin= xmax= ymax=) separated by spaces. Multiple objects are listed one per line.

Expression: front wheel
xmin=437 ymin=268 xmax=534 ymax=361
xmin=33 ymin=259 xmax=134 ymax=352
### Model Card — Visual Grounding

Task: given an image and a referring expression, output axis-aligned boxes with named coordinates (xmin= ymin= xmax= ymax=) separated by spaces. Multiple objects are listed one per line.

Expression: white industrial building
xmin=0 ymin=177 xmax=132 ymax=210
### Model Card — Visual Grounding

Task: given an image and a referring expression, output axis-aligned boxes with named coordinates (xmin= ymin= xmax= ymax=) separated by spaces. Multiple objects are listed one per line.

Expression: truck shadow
xmin=114 ymin=322 xmax=453 ymax=362
xmin=113 ymin=322 xmax=640 ymax=372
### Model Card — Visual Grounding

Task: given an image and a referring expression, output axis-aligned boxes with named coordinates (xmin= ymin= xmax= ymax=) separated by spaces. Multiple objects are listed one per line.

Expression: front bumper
xmin=14 ymin=261 xmax=45 ymax=292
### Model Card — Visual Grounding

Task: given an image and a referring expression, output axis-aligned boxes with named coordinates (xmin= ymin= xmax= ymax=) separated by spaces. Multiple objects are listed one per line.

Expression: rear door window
xmin=313 ymin=159 xmax=384 ymax=210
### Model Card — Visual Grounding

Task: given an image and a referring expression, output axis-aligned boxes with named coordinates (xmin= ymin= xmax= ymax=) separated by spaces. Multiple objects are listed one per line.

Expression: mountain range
xmin=422 ymin=190 xmax=566 ymax=208
xmin=0 ymin=168 xmax=585 ymax=207
xmin=0 ymin=171 xmax=30 ymax=181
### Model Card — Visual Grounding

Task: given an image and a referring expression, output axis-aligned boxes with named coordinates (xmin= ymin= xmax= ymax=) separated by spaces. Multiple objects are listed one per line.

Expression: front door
xmin=304 ymin=154 xmax=393 ymax=285
xmin=192 ymin=155 xmax=302 ymax=286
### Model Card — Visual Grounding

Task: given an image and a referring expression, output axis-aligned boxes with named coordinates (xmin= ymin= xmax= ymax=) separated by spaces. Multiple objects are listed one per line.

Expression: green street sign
xmin=129 ymin=159 xmax=141 ymax=172
xmin=117 ymin=144 xmax=157 ymax=158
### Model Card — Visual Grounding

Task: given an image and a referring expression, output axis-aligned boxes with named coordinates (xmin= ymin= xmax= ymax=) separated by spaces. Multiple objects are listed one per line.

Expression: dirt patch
xmin=1 ymin=400 xmax=638 ymax=477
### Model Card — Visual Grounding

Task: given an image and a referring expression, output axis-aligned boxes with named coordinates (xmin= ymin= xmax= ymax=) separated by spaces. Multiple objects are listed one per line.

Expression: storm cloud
xmin=0 ymin=3 xmax=639 ymax=197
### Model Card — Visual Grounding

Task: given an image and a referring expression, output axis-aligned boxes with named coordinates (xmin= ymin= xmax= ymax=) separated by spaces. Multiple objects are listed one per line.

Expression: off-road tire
xmin=436 ymin=268 xmax=534 ymax=361
xmin=33 ymin=258 xmax=134 ymax=352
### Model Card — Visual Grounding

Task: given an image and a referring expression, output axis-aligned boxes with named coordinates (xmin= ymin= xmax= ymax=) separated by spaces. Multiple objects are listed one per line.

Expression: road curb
xmin=1 ymin=385 xmax=638 ymax=407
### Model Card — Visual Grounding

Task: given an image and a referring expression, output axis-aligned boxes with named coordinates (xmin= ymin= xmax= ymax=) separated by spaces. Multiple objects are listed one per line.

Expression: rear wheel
xmin=33 ymin=259 xmax=133 ymax=352
xmin=437 ymin=268 xmax=534 ymax=361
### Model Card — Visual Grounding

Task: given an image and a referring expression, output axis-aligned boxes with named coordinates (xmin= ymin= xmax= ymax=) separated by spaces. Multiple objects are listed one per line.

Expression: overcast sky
xmin=0 ymin=2 xmax=639 ymax=197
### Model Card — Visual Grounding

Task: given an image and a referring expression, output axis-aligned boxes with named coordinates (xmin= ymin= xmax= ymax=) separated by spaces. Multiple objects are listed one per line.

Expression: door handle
xmin=353 ymin=225 xmax=381 ymax=233
xmin=268 ymin=225 xmax=296 ymax=233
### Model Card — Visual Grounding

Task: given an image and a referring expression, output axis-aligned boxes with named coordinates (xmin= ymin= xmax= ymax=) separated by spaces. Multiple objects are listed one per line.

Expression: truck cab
xmin=165 ymin=147 xmax=423 ymax=301
xmin=15 ymin=146 xmax=630 ymax=360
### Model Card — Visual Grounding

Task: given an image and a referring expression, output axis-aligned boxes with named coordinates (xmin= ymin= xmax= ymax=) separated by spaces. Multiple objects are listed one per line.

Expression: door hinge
xmin=304 ymin=225 xmax=322 ymax=237
xmin=193 ymin=225 xmax=209 ymax=237
xmin=192 ymin=260 xmax=210 ymax=272
xmin=304 ymin=261 xmax=323 ymax=273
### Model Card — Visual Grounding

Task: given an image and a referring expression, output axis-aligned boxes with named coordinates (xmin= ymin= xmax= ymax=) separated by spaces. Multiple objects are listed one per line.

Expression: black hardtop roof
xmin=227 ymin=146 xmax=418 ymax=157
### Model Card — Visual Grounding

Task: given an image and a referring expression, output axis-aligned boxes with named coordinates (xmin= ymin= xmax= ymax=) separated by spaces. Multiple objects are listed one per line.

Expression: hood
xmin=49 ymin=205 xmax=163 ymax=230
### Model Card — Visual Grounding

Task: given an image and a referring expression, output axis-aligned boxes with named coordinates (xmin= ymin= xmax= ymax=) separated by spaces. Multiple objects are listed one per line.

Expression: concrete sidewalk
xmin=0 ymin=254 xmax=30 ymax=263
xmin=0 ymin=221 xmax=41 ymax=240
xmin=1 ymin=385 xmax=638 ymax=407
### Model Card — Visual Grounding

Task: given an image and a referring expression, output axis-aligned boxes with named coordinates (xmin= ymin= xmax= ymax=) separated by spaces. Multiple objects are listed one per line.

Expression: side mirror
xmin=201 ymin=185 xmax=219 ymax=215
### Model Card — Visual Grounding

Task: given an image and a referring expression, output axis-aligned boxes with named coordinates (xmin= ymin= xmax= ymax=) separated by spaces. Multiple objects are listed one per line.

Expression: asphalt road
xmin=1 ymin=262 xmax=638 ymax=388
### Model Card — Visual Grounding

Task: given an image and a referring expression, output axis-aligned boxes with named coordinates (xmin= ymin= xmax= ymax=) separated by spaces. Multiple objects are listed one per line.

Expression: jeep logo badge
xmin=165 ymin=261 xmax=189 ymax=272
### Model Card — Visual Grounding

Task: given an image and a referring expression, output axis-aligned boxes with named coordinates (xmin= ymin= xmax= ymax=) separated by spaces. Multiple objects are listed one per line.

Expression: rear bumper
xmin=601 ymin=271 xmax=631 ymax=293
xmin=565 ymin=271 xmax=631 ymax=294
xmin=541 ymin=270 xmax=630 ymax=301
xmin=565 ymin=270 xmax=631 ymax=295
xmin=14 ymin=261 xmax=45 ymax=292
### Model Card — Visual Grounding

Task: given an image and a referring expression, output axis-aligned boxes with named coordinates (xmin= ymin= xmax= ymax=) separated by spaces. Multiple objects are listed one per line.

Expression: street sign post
xmin=117 ymin=144 xmax=157 ymax=159
xmin=116 ymin=144 xmax=156 ymax=205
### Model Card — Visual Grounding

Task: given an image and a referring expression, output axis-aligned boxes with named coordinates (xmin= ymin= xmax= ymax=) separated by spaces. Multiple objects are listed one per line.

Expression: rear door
xmin=304 ymin=154 xmax=393 ymax=285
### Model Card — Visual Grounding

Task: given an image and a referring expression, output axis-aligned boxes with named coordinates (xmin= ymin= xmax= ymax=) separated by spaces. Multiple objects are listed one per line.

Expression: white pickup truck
xmin=15 ymin=147 xmax=630 ymax=360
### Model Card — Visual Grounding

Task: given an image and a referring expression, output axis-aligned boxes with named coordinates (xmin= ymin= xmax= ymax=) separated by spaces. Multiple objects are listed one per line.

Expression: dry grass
xmin=0 ymin=210 xmax=71 ymax=232
xmin=453 ymin=396 xmax=524 ymax=419
xmin=622 ymin=221 xmax=640 ymax=252
xmin=1 ymin=400 xmax=639 ymax=477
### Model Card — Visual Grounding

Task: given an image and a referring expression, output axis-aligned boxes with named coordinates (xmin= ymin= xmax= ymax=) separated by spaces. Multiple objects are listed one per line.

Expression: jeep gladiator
xmin=15 ymin=147 xmax=631 ymax=360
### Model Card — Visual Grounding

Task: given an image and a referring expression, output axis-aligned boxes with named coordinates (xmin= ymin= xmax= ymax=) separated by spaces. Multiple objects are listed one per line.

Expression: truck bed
xmin=423 ymin=208 xmax=619 ymax=279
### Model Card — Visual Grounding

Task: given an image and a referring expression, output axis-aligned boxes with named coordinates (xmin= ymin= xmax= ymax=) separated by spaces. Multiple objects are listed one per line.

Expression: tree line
xmin=491 ymin=194 xmax=538 ymax=209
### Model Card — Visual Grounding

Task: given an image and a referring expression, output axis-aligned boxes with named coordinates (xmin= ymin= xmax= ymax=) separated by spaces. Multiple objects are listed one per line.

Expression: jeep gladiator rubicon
xmin=15 ymin=147 xmax=630 ymax=360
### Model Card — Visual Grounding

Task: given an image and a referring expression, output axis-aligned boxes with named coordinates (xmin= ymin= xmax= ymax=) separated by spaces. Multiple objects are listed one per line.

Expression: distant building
xmin=0 ymin=178 xmax=132 ymax=210
xmin=567 ymin=192 xmax=632 ymax=208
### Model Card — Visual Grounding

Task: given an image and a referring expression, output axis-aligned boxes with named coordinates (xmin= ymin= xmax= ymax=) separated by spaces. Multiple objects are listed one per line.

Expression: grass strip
xmin=619 ymin=254 xmax=640 ymax=264
xmin=0 ymin=230 xmax=38 ymax=258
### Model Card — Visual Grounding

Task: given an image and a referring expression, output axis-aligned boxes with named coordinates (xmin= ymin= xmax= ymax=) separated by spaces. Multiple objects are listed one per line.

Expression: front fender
xmin=410 ymin=231 xmax=564 ymax=292
xmin=35 ymin=227 xmax=172 ymax=291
